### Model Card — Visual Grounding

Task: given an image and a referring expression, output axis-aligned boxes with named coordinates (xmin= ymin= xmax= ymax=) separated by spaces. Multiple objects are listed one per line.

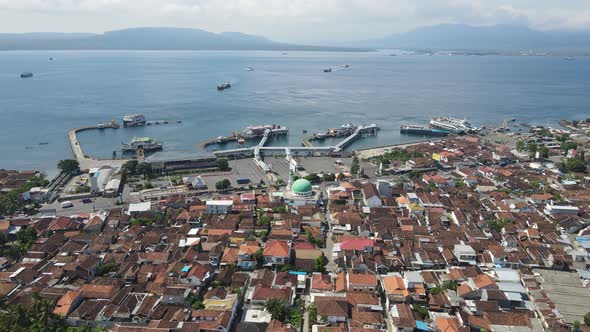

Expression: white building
xmin=89 ymin=166 xmax=114 ymax=193
xmin=206 ymin=200 xmax=233 ymax=214
xmin=454 ymin=244 xmax=477 ymax=265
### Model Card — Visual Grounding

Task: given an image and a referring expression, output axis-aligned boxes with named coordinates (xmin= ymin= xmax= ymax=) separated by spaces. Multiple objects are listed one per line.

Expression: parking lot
xmin=192 ymin=156 xmax=353 ymax=190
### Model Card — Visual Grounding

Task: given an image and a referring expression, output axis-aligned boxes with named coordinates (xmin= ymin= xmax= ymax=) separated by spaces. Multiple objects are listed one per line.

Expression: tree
xmin=350 ymin=156 xmax=360 ymax=176
xmin=314 ymin=256 xmax=327 ymax=273
xmin=264 ymin=298 xmax=289 ymax=321
xmin=308 ymin=303 xmax=318 ymax=323
xmin=304 ymin=173 xmax=321 ymax=184
xmin=215 ymin=179 xmax=231 ymax=191
xmin=137 ymin=162 xmax=153 ymax=179
xmin=516 ymin=140 xmax=526 ymax=152
xmin=143 ymin=182 xmax=154 ymax=190
xmin=584 ymin=312 xmax=590 ymax=326
xmin=16 ymin=227 xmax=37 ymax=250
xmin=337 ymin=173 xmax=346 ymax=181
xmin=122 ymin=160 xmax=139 ymax=176
xmin=323 ymin=173 xmax=336 ymax=182
xmin=573 ymin=320 xmax=580 ymax=331
xmin=538 ymin=146 xmax=549 ymax=159
xmin=57 ymin=159 xmax=79 ymax=174
xmin=411 ymin=303 xmax=430 ymax=320
xmin=252 ymin=249 xmax=264 ymax=269
xmin=216 ymin=158 xmax=230 ymax=171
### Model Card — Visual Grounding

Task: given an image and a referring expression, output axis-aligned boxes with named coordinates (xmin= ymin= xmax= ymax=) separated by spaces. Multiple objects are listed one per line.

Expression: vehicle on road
xmin=60 ymin=201 xmax=74 ymax=208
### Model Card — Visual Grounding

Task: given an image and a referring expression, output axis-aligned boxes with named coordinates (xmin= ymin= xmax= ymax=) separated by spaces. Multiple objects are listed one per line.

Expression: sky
xmin=1 ymin=0 xmax=589 ymax=43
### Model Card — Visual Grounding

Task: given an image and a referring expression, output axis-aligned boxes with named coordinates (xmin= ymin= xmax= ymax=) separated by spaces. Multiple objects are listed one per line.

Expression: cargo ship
xmin=400 ymin=125 xmax=450 ymax=136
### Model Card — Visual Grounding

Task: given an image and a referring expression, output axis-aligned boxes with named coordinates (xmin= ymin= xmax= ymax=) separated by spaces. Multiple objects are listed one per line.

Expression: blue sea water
xmin=0 ymin=50 xmax=589 ymax=176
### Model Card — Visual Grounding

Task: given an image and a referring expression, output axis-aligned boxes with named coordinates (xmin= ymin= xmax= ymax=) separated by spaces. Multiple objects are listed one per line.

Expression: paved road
xmin=40 ymin=196 xmax=120 ymax=216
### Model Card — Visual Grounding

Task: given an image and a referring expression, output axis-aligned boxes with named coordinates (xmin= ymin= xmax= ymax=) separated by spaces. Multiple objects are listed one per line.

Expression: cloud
xmin=0 ymin=0 xmax=589 ymax=42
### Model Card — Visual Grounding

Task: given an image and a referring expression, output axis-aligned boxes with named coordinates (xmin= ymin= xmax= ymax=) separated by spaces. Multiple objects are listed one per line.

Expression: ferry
xmin=121 ymin=137 xmax=163 ymax=152
xmin=123 ymin=114 xmax=146 ymax=127
xmin=217 ymin=81 xmax=231 ymax=90
xmin=430 ymin=117 xmax=478 ymax=133
xmin=400 ymin=125 xmax=450 ymax=136
xmin=20 ymin=72 xmax=33 ymax=78
xmin=243 ymin=124 xmax=288 ymax=137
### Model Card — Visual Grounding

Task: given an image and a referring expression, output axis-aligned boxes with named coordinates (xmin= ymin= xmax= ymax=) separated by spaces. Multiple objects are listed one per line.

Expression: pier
xmin=68 ymin=124 xmax=129 ymax=170
xmin=213 ymin=123 xmax=379 ymax=172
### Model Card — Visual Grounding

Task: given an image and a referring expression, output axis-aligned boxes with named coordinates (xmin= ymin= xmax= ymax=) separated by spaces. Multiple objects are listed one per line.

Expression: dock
xmin=212 ymin=123 xmax=379 ymax=172
xmin=68 ymin=123 xmax=129 ymax=170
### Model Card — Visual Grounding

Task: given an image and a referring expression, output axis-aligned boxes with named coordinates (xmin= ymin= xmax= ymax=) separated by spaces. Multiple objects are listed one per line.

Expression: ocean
xmin=0 ymin=50 xmax=589 ymax=176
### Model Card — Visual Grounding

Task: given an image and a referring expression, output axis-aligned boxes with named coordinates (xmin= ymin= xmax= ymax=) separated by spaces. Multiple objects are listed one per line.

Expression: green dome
xmin=292 ymin=178 xmax=312 ymax=193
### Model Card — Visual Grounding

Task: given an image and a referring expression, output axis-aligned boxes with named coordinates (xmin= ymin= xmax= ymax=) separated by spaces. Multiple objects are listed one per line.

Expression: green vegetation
xmin=0 ymin=292 xmax=95 ymax=331
xmin=264 ymin=298 xmax=289 ymax=321
xmin=429 ymin=280 xmax=459 ymax=294
xmin=308 ymin=303 xmax=318 ymax=325
xmin=0 ymin=176 xmax=49 ymax=216
xmin=305 ymin=231 xmax=324 ymax=247
xmin=487 ymin=218 xmax=512 ymax=232
xmin=137 ymin=162 xmax=153 ymax=179
xmin=538 ymin=146 xmax=549 ymax=159
xmin=122 ymin=160 xmax=139 ymax=176
xmin=216 ymin=158 xmax=230 ymax=171
xmin=215 ymin=179 xmax=231 ymax=190
xmin=584 ymin=312 xmax=590 ymax=326
xmin=272 ymin=206 xmax=287 ymax=214
xmin=314 ymin=256 xmax=327 ymax=273
xmin=142 ymin=182 xmax=154 ymax=190
xmin=558 ymin=151 xmax=587 ymax=174
xmin=129 ymin=212 xmax=166 ymax=227
xmin=561 ymin=141 xmax=578 ymax=152
xmin=57 ymin=159 xmax=80 ymax=174
xmin=375 ymin=148 xmax=423 ymax=165
xmin=350 ymin=156 xmax=360 ymax=176
xmin=573 ymin=320 xmax=580 ymax=331
xmin=252 ymin=249 xmax=264 ymax=269
xmin=304 ymin=173 xmax=321 ymax=184
xmin=97 ymin=262 xmax=118 ymax=276
xmin=533 ymin=127 xmax=553 ymax=137
xmin=74 ymin=185 xmax=91 ymax=194
xmin=516 ymin=140 xmax=526 ymax=152
xmin=411 ymin=303 xmax=430 ymax=320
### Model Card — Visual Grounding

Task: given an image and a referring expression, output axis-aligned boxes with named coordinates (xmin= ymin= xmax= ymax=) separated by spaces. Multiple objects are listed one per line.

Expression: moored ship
xmin=123 ymin=114 xmax=146 ymax=127
xmin=121 ymin=137 xmax=163 ymax=152
xmin=401 ymin=124 xmax=450 ymax=136
xmin=430 ymin=117 xmax=478 ymax=133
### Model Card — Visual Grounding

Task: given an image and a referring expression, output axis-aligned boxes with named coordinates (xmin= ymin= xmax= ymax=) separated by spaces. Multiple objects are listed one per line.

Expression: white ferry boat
xmin=123 ymin=114 xmax=146 ymax=127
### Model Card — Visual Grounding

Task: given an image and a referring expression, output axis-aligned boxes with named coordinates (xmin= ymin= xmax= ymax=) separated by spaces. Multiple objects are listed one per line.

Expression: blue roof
xmin=416 ymin=321 xmax=429 ymax=331
xmin=288 ymin=271 xmax=307 ymax=275
xmin=181 ymin=266 xmax=190 ymax=273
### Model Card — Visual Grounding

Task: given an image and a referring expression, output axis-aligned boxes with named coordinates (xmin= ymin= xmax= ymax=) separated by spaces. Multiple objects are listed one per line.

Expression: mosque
xmin=282 ymin=175 xmax=321 ymax=206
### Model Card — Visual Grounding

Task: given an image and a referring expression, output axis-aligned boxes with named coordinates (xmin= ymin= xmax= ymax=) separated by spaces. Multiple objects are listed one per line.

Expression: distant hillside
xmin=352 ymin=24 xmax=590 ymax=51
xmin=0 ymin=27 xmax=367 ymax=52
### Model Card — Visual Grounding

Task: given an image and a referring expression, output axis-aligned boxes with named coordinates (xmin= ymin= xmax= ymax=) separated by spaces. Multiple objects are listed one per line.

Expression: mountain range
xmin=0 ymin=27 xmax=365 ymax=52
xmin=1 ymin=25 xmax=589 ymax=52
xmin=349 ymin=24 xmax=590 ymax=52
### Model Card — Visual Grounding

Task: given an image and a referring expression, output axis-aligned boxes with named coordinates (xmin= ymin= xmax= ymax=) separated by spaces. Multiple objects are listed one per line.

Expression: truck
xmin=60 ymin=201 xmax=74 ymax=208
xmin=236 ymin=178 xmax=251 ymax=185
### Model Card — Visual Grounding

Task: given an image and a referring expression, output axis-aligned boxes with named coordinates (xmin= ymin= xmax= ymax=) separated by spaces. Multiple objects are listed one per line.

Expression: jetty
xmin=212 ymin=123 xmax=379 ymax=172
xmin=68 ymin=123 xmax=129 ymax=170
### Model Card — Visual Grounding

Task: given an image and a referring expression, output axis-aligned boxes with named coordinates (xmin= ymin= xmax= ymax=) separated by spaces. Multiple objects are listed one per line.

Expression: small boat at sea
xmin=217 ymin=81 xmax=231 ymax=90
xmin=342 ymin=64 xmax=350 ymax=68
xmin=38 ymin=142 xmax=49 ymax=145
xmin=20 ymin=72 xmax=33 ymax=78
xmin=323 ymin=68 xmax=332 ymax=73
xmin=177 ymin=120 xmax=182 ymax=123
xmin=244 ymin=67 xmax=254 ymax=71
xmin=302 ymin=129 xmax=308 ymax=134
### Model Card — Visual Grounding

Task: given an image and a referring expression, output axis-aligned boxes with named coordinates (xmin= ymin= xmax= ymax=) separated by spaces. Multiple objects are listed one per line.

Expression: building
xmin=89 ymin=166 xmax=114 ymax=194
xmin=454 ymin=244 xmax=477 ymax=265
xmin=283 ymin=178 xmax=320 ymax=206
xmin=206 ymin=200 xmax=233 ymax=214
